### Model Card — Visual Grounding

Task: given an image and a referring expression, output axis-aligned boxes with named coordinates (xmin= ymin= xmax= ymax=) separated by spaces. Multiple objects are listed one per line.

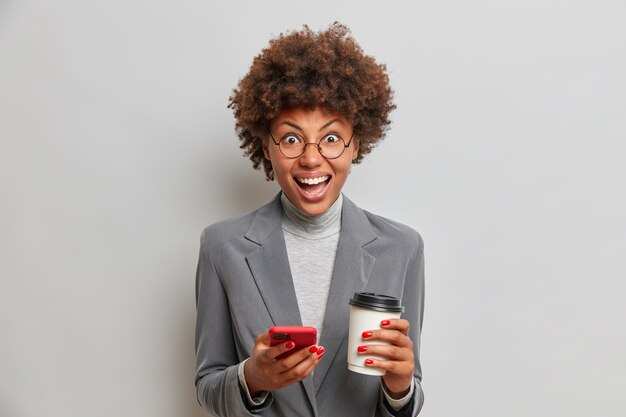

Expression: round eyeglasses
xmin=268 ymin=129 xmax=355 ymax=159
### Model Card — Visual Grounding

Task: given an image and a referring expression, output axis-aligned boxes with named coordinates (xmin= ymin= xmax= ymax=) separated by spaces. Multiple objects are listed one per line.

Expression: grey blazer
xmin=195 ymin=193 xmax=425 ymax=417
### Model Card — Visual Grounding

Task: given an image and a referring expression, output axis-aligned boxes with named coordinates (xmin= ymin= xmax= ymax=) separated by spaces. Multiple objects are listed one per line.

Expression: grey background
xmin=1 ymin=1 xmax=625 ymax=416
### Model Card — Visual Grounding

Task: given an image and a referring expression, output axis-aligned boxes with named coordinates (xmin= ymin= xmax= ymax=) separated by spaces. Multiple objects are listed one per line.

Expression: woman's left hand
xmin=358 ymin=318 xmax=414 ymax=398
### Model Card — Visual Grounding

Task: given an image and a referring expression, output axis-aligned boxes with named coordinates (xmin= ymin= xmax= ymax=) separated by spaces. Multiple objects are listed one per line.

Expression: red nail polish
xmin=309 ymin=346 xmax=318 ymax=353
xmin=357 ymin=345 xmax=368 ymax=353
xmin=318 ymin=353 xmax=324 ymax=360
xmin=362 ymin=331 xmax=372 ymax=339
xmin=365 ymin=359 xmax=374 ymax=365
xmin=285 ymin=341 xmax=295 ymax=349
xmin=317 ymin=347 xmax=325 ymax=356
xmin=381 ymin=320 xmax=391 ymax=327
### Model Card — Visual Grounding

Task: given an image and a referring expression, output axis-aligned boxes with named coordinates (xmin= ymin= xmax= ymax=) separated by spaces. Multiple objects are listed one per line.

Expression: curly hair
xmin=228 ymin=22 xmax=396 ymax=181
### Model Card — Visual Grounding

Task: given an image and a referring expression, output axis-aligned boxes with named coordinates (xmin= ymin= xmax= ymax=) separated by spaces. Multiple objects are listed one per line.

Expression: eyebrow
xmin=278 ymin=119 xmax=343 ymax=132
xmin=320 ymin=119 xmax=342 ymax=131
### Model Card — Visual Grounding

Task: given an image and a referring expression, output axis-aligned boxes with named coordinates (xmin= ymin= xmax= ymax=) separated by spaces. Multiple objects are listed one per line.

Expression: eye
xmin=281 ymin=134 xmax=302 ymax=145
xmin=322 ymin=134 xmax=341 ymax=144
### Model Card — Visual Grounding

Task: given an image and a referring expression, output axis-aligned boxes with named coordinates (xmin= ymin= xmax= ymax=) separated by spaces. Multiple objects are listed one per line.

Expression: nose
xmin=298 ymin=142 xmax=324 ymax=167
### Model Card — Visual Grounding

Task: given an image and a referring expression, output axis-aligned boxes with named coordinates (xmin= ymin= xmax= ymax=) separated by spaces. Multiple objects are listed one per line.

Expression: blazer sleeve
xmin=378 ymin=232 xmax=425 ymax=417
xmin=195 ymin=229 xmax=274 ymax=416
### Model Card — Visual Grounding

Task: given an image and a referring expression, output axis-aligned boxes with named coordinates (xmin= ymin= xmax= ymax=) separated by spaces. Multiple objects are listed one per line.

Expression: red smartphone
xmin=269 ymin=326 xmax=317 ymax=359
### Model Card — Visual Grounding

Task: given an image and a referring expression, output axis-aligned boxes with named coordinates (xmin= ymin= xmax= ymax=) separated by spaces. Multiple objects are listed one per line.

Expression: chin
xmin=297 ymin=195 xmax=340 ymax=216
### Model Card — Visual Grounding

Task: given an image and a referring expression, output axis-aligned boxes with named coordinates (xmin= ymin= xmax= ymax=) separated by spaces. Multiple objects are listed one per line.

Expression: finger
xmin=356 ymin=344 xmax=413 ymax=362
xmin=294 ymin=347 xmax=324 ymax=381
xmin=281 ymin=346 xmax=324 ymax=381
xmin=263 ymin=340 xmax=299 ymax=361
xmin=363 ymin=358 xmax=413 ymax=376
xmin=255 ymin=332 xmax=270 ymax=348
xmin=362 ymin=329 xmax=413 ymax=348
xmin=380 ymin=318 xmax=410 ymax=335
xmin=272 ymin=345 xmax=319 ymax=372
xmin=252 ymin=332 xmax=271 ymax=357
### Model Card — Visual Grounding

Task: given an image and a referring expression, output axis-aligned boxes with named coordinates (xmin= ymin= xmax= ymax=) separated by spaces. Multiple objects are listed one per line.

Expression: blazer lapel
xmin=245 ymin=193 xmax=303 ymax=328
xmin=313 ymin=195 xmax=377 ymax=393
xmin=243 ymin=193 xmax=378 ymax=408
xmin=244 ymin=193 xmax=317 ymax=415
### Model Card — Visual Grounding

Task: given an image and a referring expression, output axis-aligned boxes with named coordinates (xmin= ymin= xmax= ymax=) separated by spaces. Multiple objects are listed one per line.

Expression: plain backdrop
xmin=1 ymin=1 xmax=625 ymax=416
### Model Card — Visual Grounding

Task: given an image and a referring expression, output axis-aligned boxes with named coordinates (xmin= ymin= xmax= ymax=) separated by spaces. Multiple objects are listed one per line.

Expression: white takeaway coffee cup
xmin=347 ymin=292 xmax=404 ymax=376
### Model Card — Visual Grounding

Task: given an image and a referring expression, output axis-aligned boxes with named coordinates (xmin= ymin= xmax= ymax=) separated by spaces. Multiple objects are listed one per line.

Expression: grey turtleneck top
xmin=280 ymin=192 xmax=343 ymax=341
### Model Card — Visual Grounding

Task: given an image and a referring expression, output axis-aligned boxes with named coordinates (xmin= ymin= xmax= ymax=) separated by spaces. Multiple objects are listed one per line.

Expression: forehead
xmin=271 ymin=107 xmax=350 ymax=130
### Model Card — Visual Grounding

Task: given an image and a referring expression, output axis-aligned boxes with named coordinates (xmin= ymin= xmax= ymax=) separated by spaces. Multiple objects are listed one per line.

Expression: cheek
xmin=271 ymin=158 xmax=293 ymax=180
xmin=332 ymin=159 xmax=354 ymax=178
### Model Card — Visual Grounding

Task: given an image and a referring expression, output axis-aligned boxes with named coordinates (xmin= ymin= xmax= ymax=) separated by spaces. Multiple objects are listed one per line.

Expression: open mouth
xmin=294 ymin=175 xmax=331 ymax=199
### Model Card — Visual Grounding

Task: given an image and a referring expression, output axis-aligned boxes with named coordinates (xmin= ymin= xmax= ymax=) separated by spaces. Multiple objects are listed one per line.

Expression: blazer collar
xmin=244 ymin=192 xmax=284 ymax=246
xmin=244 ymin=191 xmax=377 ymax=247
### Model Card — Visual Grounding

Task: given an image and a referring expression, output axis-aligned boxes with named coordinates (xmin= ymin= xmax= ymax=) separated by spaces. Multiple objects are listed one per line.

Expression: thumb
xmin=254 ymin=331 xmax=270 ymax=352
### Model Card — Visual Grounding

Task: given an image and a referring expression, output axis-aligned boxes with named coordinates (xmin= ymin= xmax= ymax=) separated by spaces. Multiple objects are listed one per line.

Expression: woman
xmin=195 ymin=23 xmax=425 ymax=417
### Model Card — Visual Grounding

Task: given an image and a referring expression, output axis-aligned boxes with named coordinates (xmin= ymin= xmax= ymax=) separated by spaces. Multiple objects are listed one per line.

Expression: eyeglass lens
xmin=280 ymin=137 xmax=346 ymax=159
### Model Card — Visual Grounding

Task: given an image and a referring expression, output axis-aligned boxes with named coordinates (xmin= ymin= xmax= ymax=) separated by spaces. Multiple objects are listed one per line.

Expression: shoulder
xmin=342 ymin=195 xmax=423 ymax=251
xmin=200 ymin=209 xmax=256 ymax=251
xmin=365 ymin=210 xmax=423 ymax=246
xmin=199 ymin=193 xmax=282 ymax=257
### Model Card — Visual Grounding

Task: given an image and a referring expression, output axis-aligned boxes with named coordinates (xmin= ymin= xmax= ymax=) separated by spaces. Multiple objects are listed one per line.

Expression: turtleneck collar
xmin=280 ymin=192 xmax=343 ymax=239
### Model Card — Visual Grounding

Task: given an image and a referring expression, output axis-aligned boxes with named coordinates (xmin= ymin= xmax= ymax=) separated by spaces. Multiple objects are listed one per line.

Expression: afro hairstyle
xmin=228 ymin=22 xmax=396 ymax=180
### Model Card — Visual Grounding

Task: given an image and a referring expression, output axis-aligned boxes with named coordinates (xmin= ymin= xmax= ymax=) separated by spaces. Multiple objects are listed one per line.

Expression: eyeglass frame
xmin=267 ymin=128 xmax=356 ymax=160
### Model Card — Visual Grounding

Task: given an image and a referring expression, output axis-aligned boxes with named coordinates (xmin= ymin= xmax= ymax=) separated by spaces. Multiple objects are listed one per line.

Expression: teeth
xmin=296 ymin=176 xmax=329 ymax=185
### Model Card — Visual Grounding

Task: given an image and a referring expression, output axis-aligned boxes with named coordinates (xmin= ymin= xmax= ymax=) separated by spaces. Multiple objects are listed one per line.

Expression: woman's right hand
xmin=243 ymin=331 xmax=324 ymax=395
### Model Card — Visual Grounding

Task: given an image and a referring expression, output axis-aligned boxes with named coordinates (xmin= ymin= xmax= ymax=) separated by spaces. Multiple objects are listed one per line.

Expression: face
xmin=263 ymin=107 xmax=358 ymax=216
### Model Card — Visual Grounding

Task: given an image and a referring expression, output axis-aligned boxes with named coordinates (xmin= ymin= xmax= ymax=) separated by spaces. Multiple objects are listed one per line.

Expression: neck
xmin=280 ymin=193 xmax=343 ymax=239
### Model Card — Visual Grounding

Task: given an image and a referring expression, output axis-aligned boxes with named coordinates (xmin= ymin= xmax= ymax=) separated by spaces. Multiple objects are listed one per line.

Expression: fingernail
xmin=365 ymin=359 xmax=374 ymax=365
xmin=381 ymin=320 xmax=391 ymax=327
xmin=318 ymin=353 xmax=324 ymax=360
xmin=285 ymin=341 xmax=295 ymax=349
xmin=316 ymin=347 xmax=325 ymax=356
xmin=357 ymin=345 xmax=368 ymax=353
xmin=309 ymin=346 xmax=318 ymax=353
xmin=362 ymin=331 xmax=372 ymax=339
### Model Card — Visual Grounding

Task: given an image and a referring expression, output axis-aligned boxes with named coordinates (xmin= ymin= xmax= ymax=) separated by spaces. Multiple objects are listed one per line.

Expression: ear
xmin=261 ymin=137 xmax=271 ymax=160
xmin=351 ymin=138 xmax=359 ymax=161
